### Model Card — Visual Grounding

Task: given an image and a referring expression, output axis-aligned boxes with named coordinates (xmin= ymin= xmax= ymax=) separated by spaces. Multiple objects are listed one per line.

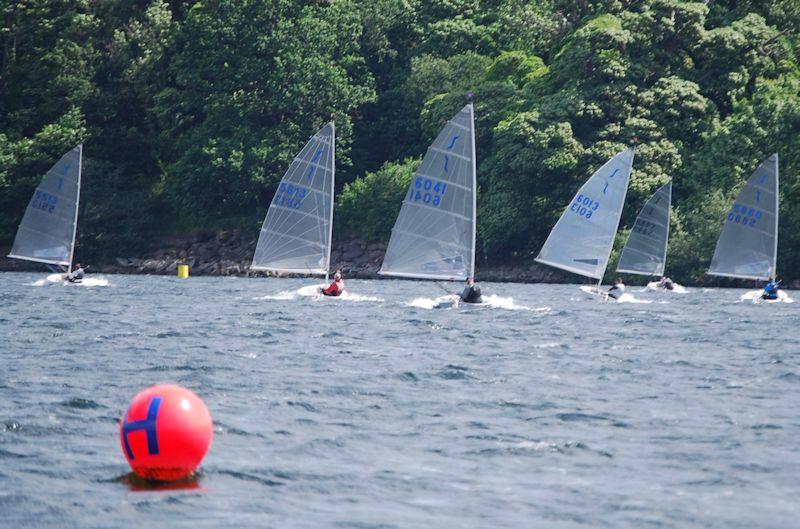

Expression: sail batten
xmin=536 ymin=147 xmax=635 ymax=280
xmin=616 ymin=181 xmax=671 ymax=276
xmin=251 ymin=123 xmax=335 ymax=276
xmin=708 ymin=154 xmax=778 ymax=281
xmin=9 ymin=145 xmax=82 ymax=268
xmin=380 ymin=104 xmax=476 ymax=281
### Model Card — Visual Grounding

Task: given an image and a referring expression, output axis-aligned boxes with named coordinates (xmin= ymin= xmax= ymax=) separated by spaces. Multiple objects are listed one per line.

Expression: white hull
xmin=32 ymin=273 xmax=109 ymax=287
xmin=740 ymin=289 xmax=794 ymax=304
xmin=579 ymin=285 xmax=649 ymax=304
xmin=643 ymin=281 xmax=688 ymax=294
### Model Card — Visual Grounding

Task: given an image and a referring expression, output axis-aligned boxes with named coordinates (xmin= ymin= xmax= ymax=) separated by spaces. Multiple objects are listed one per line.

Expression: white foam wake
xmin=407 ymin=294 xmax=548 ymax=312
xmin=642 ymin=281 xmax=689 ymax=294
xmin=31 ymin=273 xmax=110 ymax=287
xmin=615 ymin=293 xmax=653 ymax=304
xmin=579 ymin=285 xmax=652 ymax=304
xmin=407 ymin=295 xmax=453 ymax=310
xmin=256 ymin=284 xmax=383 ymax=303
xmin=480 ymin=294 xmax=547 ymax=311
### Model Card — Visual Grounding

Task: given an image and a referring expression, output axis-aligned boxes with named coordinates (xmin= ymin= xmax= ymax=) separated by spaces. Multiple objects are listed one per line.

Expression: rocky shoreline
xmin=1 ymin=229 xmax=797 ymax=287
xmin=0 ymin=229 xmax=566 ymax=282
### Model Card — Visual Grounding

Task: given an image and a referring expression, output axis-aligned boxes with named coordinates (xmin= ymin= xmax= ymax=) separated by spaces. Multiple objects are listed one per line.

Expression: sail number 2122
xmin=32 ymin=190 xmax=59 ymax=213
xmin=571 ymin=194 xmax=599 ymax=219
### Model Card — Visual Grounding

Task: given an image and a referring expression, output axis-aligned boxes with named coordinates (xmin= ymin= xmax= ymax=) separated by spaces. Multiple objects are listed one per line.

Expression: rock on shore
xmin=0 ymin=229 xmax=560 ymax=282
xmin=2 ymin=229 xmax=797 ymax=287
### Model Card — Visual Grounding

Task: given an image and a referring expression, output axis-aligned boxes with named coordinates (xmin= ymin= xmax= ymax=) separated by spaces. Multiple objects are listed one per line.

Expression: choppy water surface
xmin=1 ymin=272 xmax=798 ymax=528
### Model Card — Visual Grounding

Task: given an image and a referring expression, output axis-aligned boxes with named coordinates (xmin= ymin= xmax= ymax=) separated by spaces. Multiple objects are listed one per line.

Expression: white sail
xmin=708 ymin=154 xmax=778 ymax=281
xmin=251 ymin=123 xmax=335 ymax=276
xmin=9 ymin=145 xmax=82 ymax=269
xmin=380 ymin=104 xmax=476 ymax=281
xmin=536 ymin=147 xmax=635 ymax=280
xmin=617 ymin=181 xmax=671 ymax=276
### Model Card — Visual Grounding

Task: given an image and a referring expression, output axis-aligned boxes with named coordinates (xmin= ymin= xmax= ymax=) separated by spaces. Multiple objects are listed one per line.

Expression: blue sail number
xmin=274 ymin=182 xmax=309 ymax=209
xmin=32 ymin=190 xmax=59 ymax=213
xmin=727 ymin=202 xmax=762 ymax=227
xmin=571 ymin=194 xmax=599 ymax=219
xmin=409 ymin=177 xmax=447 ymax=207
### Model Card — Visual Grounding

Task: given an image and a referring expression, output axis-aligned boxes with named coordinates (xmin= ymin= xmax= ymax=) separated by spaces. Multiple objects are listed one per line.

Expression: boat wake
xmin=407 ymin=294 xmax=548 ymax=312
xmin=257 ymin=284 xmax=383 ymax=303
xmin=641 ymin=281 xmax=689 ymax=294
xmin=578 ymin=286 xmax=653 ymax=304
xmin=481 ymin=294 xmax=548 ymax=311
xmin=615 ymin=293 xmax=653 ymax=304
xmin=407 ymin=295 xmax=454 ymax=310
xmin=32 ymin=273 xmax=110 ymax=287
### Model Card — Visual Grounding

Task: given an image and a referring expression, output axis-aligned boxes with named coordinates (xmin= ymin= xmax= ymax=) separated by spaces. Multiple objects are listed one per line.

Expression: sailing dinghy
xmin=251 ymin=123 xmax=338 ymax=295
xmin=707 ymin=153 xmax=792 ymax=303
xmin=535 ymin=146 xmax=635 ymax=301
xmin=8 ymin=145 xmax=87 ymax=283
xmin=379 ymin=102 xmax=480 ymax=308
xmin=616 ymin=181 xmax=687 ymax=293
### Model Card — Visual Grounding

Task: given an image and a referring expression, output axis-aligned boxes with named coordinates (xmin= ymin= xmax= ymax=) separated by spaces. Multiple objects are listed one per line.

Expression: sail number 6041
xmin=571 ymin=194 xmax=599 ymax=219
xmin=409 ymin=177 xmax=447 ymax=207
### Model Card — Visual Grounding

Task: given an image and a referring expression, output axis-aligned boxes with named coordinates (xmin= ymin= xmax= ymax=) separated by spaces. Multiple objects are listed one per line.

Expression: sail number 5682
xmin=274 ymin=182 xmax=309 ymax=209
xmin=571 ymin=194 xmax=599 ymax=219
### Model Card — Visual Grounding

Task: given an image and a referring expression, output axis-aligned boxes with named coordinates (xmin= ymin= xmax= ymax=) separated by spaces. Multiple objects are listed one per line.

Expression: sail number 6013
xmin=571 ymin=194 xmax=599 ymax=219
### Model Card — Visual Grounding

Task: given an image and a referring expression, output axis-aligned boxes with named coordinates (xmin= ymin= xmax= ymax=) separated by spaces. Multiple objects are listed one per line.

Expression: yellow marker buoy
xmin=177 ymin=264 xmax=189 ymax=279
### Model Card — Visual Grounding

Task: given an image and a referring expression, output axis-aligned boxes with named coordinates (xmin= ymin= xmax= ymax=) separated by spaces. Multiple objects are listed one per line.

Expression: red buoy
xmin=120 ymin=384 xmax=213 ymax=481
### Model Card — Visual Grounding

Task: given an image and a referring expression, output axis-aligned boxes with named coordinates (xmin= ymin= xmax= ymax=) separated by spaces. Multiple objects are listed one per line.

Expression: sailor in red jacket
xmin=321 ymin=270 xmax=344 ymax=297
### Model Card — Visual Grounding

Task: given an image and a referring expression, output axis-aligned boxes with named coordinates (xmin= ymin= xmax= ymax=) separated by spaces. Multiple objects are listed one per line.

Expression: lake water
xmin=1 ymin=272 xmax=798 ymax=528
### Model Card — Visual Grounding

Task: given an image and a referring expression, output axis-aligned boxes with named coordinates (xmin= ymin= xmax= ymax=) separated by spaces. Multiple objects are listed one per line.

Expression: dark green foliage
xmin=1 ymin=0 xmax=799 ymax=282
xmin=337 ymin=158 xmax=419 ymax=242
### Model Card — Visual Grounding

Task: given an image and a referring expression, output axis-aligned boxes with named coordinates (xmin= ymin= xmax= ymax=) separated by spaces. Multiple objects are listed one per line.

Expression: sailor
xmin=66 ymin=263 xmax=86 ymax=283
xmin=460 ymin=277 xmax=483 ymax=304
xmin=762 ymin=275 xmax=780 ymax=301
xmin=607 ymin=277 xmax=625 ymax=300
xmin=657 ymin=276 xmax=674 ymax=291
xmin=321 ymin=270 xmax=345 ymax=297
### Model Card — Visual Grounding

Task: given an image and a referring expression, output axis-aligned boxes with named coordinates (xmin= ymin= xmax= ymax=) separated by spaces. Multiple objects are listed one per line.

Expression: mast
xmin=467 ymin=93 xmax=477 ymax=279
xmin=662 ymin=180 xmax=672 ymax=276
xmin=773 ymin=152 xmax=779 ymax=277
xmin=68 ymin=144 xmax=83 ymax=275
xmin=325 ymin=122 xmax=336 ymax=283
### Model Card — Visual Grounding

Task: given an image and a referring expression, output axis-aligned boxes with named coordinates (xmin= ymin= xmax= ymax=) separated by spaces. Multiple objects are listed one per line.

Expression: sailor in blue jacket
xmin=762 ymin=276 xmax=780 ymax=300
